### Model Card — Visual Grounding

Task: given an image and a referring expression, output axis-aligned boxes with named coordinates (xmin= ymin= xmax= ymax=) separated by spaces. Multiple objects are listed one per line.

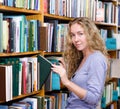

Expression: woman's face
xmin=70 ymin=23 xmax=89 ymax=51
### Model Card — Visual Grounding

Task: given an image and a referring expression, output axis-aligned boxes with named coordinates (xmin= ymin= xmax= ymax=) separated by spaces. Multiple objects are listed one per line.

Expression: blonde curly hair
xmin=63 ymin=17 xmax=109 ymax=79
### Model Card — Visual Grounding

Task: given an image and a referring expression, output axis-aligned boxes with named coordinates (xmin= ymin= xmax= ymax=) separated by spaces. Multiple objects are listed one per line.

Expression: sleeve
xmin=82 ymin=55 xmax=107 ymax=105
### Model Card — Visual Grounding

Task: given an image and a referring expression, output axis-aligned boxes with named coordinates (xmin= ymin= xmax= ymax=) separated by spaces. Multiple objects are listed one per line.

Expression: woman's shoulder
xmin=90 ymin=51 xmax=106 ymax=60
xmin=89 ymin=51 xmax=107 ymax=67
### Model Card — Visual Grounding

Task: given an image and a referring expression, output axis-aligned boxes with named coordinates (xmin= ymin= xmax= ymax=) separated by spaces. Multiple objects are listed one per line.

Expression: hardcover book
xmin=37 ymin=55 xmax=52 ymax=89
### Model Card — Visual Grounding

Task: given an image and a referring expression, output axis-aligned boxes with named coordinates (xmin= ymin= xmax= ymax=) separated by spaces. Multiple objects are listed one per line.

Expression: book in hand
xmin=45 ymin=56 xmax=61 ymax=91
xmin=37 ymin=55 xmax=52 ymax=89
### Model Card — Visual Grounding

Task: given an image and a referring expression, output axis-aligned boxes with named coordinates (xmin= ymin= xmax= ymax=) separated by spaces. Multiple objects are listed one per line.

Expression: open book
xmin=38 ymin=55 xmax=52 ymax=89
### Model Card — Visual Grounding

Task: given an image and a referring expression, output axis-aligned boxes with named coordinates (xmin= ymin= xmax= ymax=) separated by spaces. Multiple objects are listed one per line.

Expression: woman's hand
xmin=51 ymin=63 xmax=69 ymax=86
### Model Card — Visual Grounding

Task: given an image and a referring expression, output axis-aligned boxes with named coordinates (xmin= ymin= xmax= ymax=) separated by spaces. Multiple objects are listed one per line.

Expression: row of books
xmin=45 ymin=92 xmax=68 ymax=109
xmin=0 ymin=13 xmax=69 ymax=53
xmin=96 ymin=1 xmax=116 ymax=24
xmin=101 ymin=78 xmax=120 ymax=109
xmin=44 ymin=0 xmax=117 ymax=24
xmin=0 ymin=13 xmax=41 ymax=53
xmin=0 ymin=95 xmax=44 ymax=109
xmin=100 ymin=28 xmax=120 ymax=50
xmin=0 ymin=55 xmax=63 ymax=102
xmin=0 ymin=92 xmax=68 ymax=109
xmin=0 ymin=0 xmax=40 ymax=10
xmin=44 ymin=0 xmax=96 ymax=19
xmin=41 ymin=20 xmax=120 ymax=52
xmin=41 ymin=20 xmax=68 ymax=52
xmin=101 ymin=81 xmax=118 ymax=108
xmin=0 ymin=55 xmax=58 ymax=101
xmin=100 ymin=28 xmax=114 ymax=41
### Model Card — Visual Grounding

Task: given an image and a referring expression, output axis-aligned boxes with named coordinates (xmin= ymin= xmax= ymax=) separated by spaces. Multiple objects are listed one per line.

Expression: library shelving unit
xmin=0 ymin=0 xmax=46 ymax=107
xmin=43 ymin=0 xmax=120 ymax=109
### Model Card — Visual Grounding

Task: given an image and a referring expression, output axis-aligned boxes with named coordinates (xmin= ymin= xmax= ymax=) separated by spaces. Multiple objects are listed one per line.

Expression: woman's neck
xmin=82 ymin=49 xmax=95 ymax=59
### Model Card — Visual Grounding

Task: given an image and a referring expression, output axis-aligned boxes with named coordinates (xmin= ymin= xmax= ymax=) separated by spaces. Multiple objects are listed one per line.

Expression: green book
xmin=37 ymin=55 xmax=52 ymax=89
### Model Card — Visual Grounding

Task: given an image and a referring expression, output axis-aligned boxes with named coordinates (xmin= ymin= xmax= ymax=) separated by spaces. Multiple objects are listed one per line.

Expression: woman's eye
xmin=70 ymin=34 xmax=75 ymax=37
xmin=78 ymin=32 xmax=83 ymax=36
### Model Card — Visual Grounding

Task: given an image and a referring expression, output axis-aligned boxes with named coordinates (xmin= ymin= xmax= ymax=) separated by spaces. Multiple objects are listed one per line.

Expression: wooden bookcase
xmin=42 ymin=0 xmax=120 ymax=109
xmin=0 ymin=0 xmax=45 ymax=105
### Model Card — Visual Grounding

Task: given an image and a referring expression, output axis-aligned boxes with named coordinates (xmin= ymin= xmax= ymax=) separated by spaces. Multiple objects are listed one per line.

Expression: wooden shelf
xmin=43 ymin=52 xmax=63 ymax=56
xmin=94 ymin=21 xmax=117 ymax=27
xmin=0 ymin=51 xmax=43 ymax=57
xmin=102 ymin=0 xmax=117 ymax=5
xmin=0 ymin=91 xmax=41 ymax=103
xmin=44 ymin=13 xmax=73 ymax=21
xmin=0 ymin=5 xmax=41 ymax=14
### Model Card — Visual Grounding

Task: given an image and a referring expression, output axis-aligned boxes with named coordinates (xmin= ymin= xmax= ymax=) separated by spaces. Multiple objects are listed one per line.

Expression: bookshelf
xmin=0 ymin=0 xmax=46 ymax=108
xmin=42 ymin=0 xmax=120 ymax=109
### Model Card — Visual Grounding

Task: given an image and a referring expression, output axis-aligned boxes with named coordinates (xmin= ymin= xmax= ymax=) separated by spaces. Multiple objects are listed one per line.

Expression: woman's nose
xmin=74 ymin=35 xmax=79 ymax=41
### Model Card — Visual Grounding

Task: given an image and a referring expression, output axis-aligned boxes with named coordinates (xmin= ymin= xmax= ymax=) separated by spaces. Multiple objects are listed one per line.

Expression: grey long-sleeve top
xmin=66 ymin=51 xmax=107 ymax=109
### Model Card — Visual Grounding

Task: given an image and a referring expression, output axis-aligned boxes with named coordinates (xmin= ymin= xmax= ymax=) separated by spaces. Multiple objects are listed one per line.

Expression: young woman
xmin=51 ymin=17 xmax=109 ymax=109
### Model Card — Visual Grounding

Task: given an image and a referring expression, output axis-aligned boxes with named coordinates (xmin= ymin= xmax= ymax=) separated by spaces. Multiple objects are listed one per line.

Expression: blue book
xmin=105 ymin=38 xmax=116 ymax=50
xmin=52 ymin=72 xmax=60 ymax=90
xmin=46 ymin=56 xmax=61 ymax=90
xmin=0 ymin=105 xmax=8 ymax=109
xmin=8 ymin=0 xmax=14 ymax=7
xmin=20 ymin=99 xmax=33 ymax=109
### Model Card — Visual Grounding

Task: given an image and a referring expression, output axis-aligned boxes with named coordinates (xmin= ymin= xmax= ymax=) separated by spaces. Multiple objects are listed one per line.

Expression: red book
xmin=44 ymin=0 xmax=48 ymax=13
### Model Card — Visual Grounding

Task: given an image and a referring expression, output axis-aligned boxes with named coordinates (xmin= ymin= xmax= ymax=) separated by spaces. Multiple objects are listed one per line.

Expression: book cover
xmin=37 ymin=55 xmax=52 ymax=89
xmin=110 ymin=59 xmax=120 ymax=78
xmin=40 ymin=26 xmax=49 ymax=51
xmin=46 ymin=56 xmax=61 ymax=91
xmin=0 ymin=65 xmax=12 ymax=102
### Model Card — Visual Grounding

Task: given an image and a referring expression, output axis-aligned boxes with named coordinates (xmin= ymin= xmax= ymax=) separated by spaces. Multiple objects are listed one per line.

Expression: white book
xmin=0 ymin=0 xmax=3 ymax=4
xmin=110 ymin=59 xmax=120 ymax=78
xmin=2 ymin=20 xmax=9 ymax=52
xmin=6 ymin=65 xmax=12 ymax=101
